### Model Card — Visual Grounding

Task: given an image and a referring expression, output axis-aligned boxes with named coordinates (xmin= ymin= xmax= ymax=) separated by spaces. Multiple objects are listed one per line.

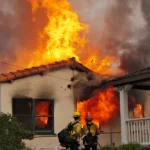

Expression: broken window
xmin=35 ymin=100 xmax=54 ymax=134
xmin=13 ymin=98 xmax=54 ymax=135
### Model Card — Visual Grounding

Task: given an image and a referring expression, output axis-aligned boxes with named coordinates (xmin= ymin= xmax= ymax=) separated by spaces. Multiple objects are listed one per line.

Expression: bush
xmin=118 ymin=143 xmax=142 ymax=150
xmin=102 ymin=145 xmax=118 ymax=150
xmin=0 ymin=112 xmax=34 ymax=150
xmin=102 ymin=143 xmax=142 ymax=150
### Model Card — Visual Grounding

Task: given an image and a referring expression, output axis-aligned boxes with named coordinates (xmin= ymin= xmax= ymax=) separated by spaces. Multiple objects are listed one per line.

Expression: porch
xmin=126 ymin=117 xmax=150 ymax=145
xmin=102 ymin=67 xmax=150 ymax=145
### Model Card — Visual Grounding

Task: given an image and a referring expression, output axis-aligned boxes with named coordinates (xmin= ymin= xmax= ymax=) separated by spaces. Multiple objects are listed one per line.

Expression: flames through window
xmin=35 ymin=100 xmax=53 ymax=131
xmin=134 ymin=104 xmax=144 ymax=118
xmin=13 ymin=98 xmax=54 ymax=134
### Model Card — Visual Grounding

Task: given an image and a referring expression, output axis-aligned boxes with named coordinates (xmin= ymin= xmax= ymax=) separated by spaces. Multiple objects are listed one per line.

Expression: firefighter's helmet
xmin=85 ymin=116 xmax=93 ymax=121
xmin=73 ymin=111 xmax=81 ymax=117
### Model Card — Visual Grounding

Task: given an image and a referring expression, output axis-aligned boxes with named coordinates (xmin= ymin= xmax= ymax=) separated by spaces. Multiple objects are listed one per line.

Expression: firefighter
xmin=66 ymin=111 xmax=82 ymax=150
xmin=82 ymin=115 xmax=100 ymax=150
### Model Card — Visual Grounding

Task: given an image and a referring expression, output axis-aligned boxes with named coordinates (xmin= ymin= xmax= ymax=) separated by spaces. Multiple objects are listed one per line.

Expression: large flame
xmin=18 ymin=0 xmax=117 ymax=75
xmin=18 ymin=0 xmax=119 ymax=126
xmin=77 ymin=87 xmax=119 ymax=127
xmin=26 ymin=0 xmax=87 ymax=67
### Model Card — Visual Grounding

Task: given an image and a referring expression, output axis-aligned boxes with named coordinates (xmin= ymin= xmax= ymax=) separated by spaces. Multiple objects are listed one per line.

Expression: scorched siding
xmin=0 ymin=68 xmax=79 ymax=149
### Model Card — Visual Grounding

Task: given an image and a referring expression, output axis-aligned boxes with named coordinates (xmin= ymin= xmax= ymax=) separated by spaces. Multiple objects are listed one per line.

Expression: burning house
xmin=0 ymin=0 xmax=150 ymax=149
xmin=1 ymin=57 xmax=150 ymax=149
xmin=0 ymin=56 xmax=123 ymax=149
xmin=0 ymin=58 xmax=150 ymax=149
xmin=0 ymin=58 xmax=94 ymax=149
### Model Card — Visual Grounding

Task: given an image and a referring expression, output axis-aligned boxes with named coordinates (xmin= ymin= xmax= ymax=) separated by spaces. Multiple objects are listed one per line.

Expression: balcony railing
xmin=126 ymin=117 xmax=150 ymax=145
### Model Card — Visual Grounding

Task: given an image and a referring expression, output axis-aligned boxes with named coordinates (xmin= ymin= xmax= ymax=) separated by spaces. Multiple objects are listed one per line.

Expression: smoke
xmin=70 ymin=0 xmax=149 ymax=73
xmin=0 ymin=0 xmax=149 ymax=76
xmin=68 ymin=0 xmax=149 ymax=101
xmin=0 ymin=0 xmax=149 ymax=74
xmin=0 ymin=0 xmax=49 ymax=73
xmin=72 ymin=72 xmax=104 ymax=101
xmin=103 ymin=0 xmax=149 ymax=73
xmin=128 ymin=89 xmax=146 ymax=110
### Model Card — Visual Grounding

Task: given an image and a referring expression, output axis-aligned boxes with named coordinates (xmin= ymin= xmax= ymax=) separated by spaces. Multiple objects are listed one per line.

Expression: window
xmin=13 ymin=98 xmax=54 ymax=135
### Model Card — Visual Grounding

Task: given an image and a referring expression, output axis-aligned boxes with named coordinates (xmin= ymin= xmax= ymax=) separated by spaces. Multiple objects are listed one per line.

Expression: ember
xmin=77 ymin=87 xmax=119 ymax=127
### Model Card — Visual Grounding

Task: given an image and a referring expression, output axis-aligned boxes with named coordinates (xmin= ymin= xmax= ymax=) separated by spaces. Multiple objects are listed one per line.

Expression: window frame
xmin=12 ymin=98 xmax=54 ymax=135
xmin=33 ymin=99 xmax=54 ymax=135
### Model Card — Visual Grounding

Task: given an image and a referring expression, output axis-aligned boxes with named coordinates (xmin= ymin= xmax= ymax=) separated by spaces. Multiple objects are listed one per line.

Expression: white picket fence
xmin=126 ymin=117 xmax=150 ymax=145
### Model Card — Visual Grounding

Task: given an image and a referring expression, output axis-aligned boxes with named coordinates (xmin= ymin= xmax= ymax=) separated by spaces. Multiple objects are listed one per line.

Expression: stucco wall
xmin=0 ymin=68 xmax=80 ymax=149
xmin=0 ymin=68 xmax=122 ymax=149
xmin=98 ymin=118 xmax=121 ymax=147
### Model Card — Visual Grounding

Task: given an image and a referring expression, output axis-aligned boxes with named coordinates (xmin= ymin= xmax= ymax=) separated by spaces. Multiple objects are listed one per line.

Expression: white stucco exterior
xmin=0 ymin=68 xmax=81 ymax=149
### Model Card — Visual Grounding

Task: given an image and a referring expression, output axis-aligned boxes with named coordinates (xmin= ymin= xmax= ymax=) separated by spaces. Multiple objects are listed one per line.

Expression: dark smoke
xmin=69 ymin=0 xmax=149 ymax=101
xmin=128 ymin=89 xmax=146 ymax=110
xmin=120 ymin=0 xmax=150 ymax=73
xmin=70 ymin=0 xmax=149 ymax=73
xmin=72 ymin=72 xmax=104 ymax=101
xmin=0 ymin=0 xmax=48 ymax=73
xmin=12 ymin=81 xmax=55 ymax=100
xmin=0 ymin=0 xmax=149 ymax=74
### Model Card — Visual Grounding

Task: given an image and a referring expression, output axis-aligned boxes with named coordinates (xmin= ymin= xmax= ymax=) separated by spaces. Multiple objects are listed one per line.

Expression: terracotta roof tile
xmin=109 ymin=67 xmax=150 ymax=81
xmin=0 ymin=58 xmax=92 ymax=83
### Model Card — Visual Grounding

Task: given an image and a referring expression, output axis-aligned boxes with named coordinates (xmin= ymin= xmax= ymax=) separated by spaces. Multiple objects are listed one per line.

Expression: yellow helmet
xmin=73 ymin=111 xmax=81 ymax=117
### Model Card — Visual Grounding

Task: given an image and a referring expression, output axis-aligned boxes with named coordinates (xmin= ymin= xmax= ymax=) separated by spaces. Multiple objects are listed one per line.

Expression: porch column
xmin=116 ymin=85 xmax=132 ymax=144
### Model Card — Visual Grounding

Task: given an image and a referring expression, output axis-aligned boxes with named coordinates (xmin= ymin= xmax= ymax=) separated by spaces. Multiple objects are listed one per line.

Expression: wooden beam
xmin=132 ymin=84 xmax=150 ymax=90
xmin=102 ymin=73 xmax=150 ymax=87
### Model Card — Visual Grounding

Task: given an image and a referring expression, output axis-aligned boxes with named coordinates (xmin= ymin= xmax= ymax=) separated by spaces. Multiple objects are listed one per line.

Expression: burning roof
xmin=101 ymin=66 xmax=150 ymax=90
xmin=0 ymin=58 xmax=92 ymax=83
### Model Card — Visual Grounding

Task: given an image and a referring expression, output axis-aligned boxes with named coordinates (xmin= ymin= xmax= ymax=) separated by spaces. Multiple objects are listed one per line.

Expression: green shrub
xmin=102 ymin=146 xmax=112 ymax=150
xmin=0 ymin=112 xmax=34 ymax=150
xmin=102 ymin=145 xmax=118 ymax=150
xmin=142 ymin=148 xmax=150 ymax=150
xmin=118 ymin=143 xmax=142 ymax=150
xmin=102 ymin=143 xmax=142 ymax=150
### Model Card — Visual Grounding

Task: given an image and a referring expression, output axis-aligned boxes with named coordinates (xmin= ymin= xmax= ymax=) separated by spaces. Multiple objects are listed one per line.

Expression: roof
xmin=101 ymin=67 xmax=150 ymax=90
xmin=0 ymin=57 xmax=92 ymax=83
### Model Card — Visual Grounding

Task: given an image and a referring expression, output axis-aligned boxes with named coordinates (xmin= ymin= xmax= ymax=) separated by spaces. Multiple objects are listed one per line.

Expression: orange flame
xmin=25 ymin=0 xmax=88 ymax=67
xmin=36 ymin=101 xmax=49 ymax=128
xmin=83 ymin=56 xmax=116 ymax=75
xmin=77 ymin=87 xmax=119 ymax=127
xmin=14 ymin=0 xmax=118 ymax=76
xmin=16 ymin=1 xmax=121 ymax=130
xmin=134 ymin=104 xmax=144 ymax=118
xmin=15 ymin=1 xmax=120 ymax=128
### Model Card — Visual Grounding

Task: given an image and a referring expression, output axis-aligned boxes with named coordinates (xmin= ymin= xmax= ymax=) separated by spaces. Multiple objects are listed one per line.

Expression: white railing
xmin=126 ymin=117 xmax=150 ymax=145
